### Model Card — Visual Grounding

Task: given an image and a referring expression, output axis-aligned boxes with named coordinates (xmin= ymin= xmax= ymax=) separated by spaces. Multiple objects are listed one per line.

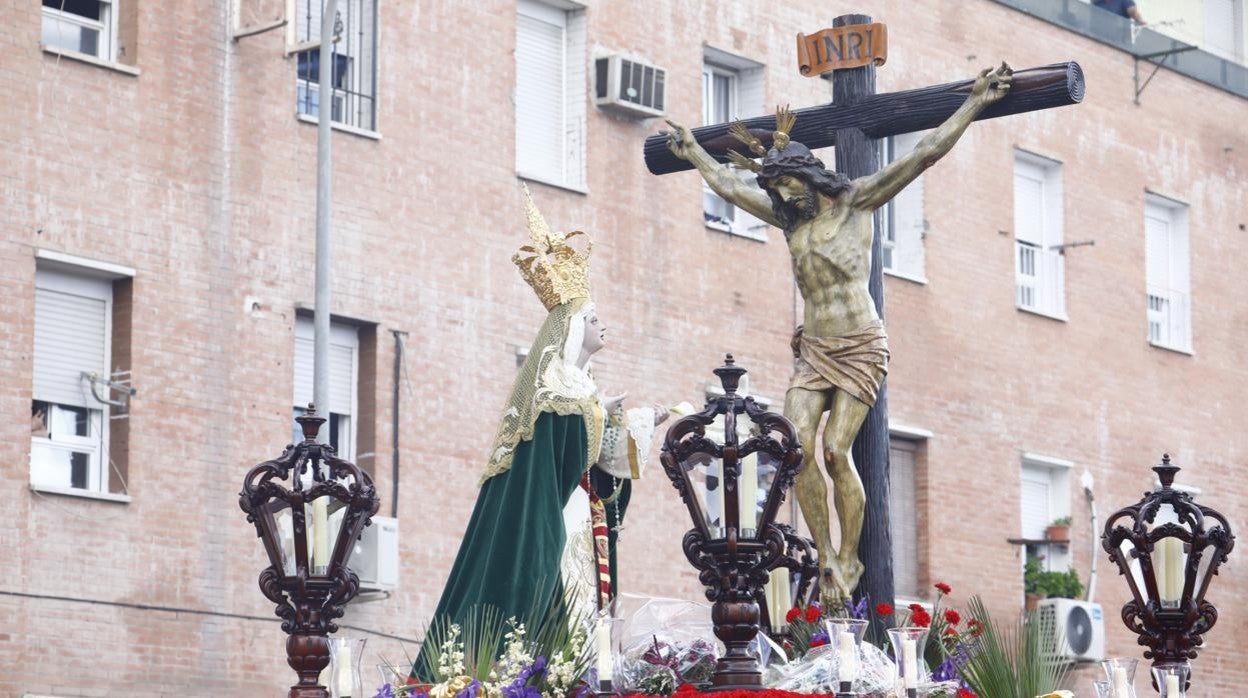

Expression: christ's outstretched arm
xmin=850 ymin=62 xmax=1014 ymax=211
xmin=664 ymin=119 xmax=783 ymax=229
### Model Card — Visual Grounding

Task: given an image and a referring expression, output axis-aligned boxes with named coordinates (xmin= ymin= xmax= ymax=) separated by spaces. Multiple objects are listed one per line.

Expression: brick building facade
xmin=2 ymin=0 xmax=1245 ymax=695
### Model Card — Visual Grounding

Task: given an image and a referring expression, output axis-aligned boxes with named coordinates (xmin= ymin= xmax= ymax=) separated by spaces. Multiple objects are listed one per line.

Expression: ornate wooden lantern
xmin=1101 ymin=454 xmax=1235 ymax=691
xmin=660 ymin=355 xmax=803 ymax=690
xmin=240 ymin=406 xmax=381 ymax=698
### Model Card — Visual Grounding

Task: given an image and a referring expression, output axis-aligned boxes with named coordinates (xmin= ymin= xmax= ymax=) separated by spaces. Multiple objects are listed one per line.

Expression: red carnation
xmin=909 ymin=603 xmax=925 ymax=612
xmin=804 ymin=606 xmax=821 ymax=623
xmin=943 ymin=626 xmax=959 ymax=637
xmin=957 ymin=690 xmax=977 ymax=698
xmin=944 ymin=609 xmax=961 ymax=626
xmin=785 ymin=607 xmax=801 ymax=624
xmin=809 ymin=636 xmax=829 ymax=648
xmin=912 ymin=609 xmax=932 ymax=627
xmin=934 ymin=581 xmax=953 ymax=595
xmin=967 ymin=618 xmax=984 ymax=637
xmin=875 ymin=603 xmax=894 ymax=616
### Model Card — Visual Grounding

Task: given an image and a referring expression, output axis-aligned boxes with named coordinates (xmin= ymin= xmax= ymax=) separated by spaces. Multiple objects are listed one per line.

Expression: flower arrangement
xmin=376 ymin=598 xmax=594 ymax=698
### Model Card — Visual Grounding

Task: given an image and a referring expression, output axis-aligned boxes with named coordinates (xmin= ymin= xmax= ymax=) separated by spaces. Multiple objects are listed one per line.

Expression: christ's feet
xmin=839 ymin=554 xmax=865 ymax=592
xmin=820 ymin=564 xmax=852 ymax=609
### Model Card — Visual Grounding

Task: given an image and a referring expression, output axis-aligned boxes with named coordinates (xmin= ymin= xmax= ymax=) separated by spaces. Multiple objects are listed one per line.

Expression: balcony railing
xmin=1016 ymin=241 xmax=1065 ymax=318
xmin=1147 ymin=285 xmax=1191 ymax=351
xmin=989 ymin=0 xmax=1248 ymax=100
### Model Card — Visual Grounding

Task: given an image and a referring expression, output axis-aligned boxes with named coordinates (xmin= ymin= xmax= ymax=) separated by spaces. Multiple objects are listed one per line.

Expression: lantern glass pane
xmin=1193 ymin=534 xmax=1220 ymax=600
xmin=1119 ymin=539 xmax=1148 ymax=600
xmin=686 ymin=451 xmax=725 ymax=537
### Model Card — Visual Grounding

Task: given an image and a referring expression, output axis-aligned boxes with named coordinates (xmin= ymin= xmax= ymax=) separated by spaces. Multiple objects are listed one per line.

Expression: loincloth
xmin=789 ymin=320 xmax=890 ymax=407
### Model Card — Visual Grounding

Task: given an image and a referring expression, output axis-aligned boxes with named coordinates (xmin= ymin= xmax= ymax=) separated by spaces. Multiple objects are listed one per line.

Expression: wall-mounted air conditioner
xmin=1037 ymin=598 xmax=1105 ymax=663
xmin=595 ymin=54 xmax=666 ymax=118
xmin=349 ymin=514 xmax=399 ymax=593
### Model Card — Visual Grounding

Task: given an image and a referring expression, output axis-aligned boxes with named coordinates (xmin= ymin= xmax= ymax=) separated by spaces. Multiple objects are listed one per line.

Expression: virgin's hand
xmin=603 ymin=392 xmax=627 ymax=414
xmin=652 ymin=403 xmax=670 ymax=426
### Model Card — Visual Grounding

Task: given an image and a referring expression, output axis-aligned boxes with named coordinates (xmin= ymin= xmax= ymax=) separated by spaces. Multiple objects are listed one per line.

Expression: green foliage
xmin=1023 ymin=561 xmax=1083 ymax=600
xmin=1049 ymin=516 xmax=1072 ymax=527
xmin=957 ymin=597 xmax=1070 ymax=698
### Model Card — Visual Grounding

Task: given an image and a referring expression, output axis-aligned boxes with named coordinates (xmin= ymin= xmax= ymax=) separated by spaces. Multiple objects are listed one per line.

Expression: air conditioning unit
xmin=1037 ymin=598 xmax=1105 ymax=662
xmin=595 ymin=54 xmax=666 ymax=118
xmin=348 ymin=514 xmax=399 ymax=593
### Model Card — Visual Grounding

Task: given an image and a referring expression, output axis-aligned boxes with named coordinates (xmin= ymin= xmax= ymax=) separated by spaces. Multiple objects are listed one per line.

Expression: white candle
xmin=902 ymin=638 xmax=917 ymax=689
xmin=838 ymin=631 xmax=858 ymax=682
xmin=1165 ymin=674 xmax=1180 ymax=696
xmin=739 ymin=453 xmax=759 ymax=534
xmin=596 ymin=621 xmax=613 ymax=684
xmin=336 ymin=643 xmax=354 ymax=697
xmin=312 ymin=498 xmax=330 ymax=572
xmin=774 ymin=567 xmax=792 ymax=621
xmin=1113 ymin=666 xmax=1130 ymax=698
xmin=1165 ymin=538 xmax=1184 ymax=604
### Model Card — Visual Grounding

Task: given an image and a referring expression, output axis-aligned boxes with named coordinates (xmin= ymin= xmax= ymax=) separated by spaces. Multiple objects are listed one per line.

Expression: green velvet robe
xmin=412 ymin=412 xmax=631 ymax=681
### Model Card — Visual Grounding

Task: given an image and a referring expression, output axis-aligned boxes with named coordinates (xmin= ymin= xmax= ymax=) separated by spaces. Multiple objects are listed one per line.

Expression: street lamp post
xmin=660 ymin=355 xmax=803 ymax=690
xmin=1101 ymin=454 xmax=1235 ymax=693
xmin=240 ymin=407 xmax=381 ymax=698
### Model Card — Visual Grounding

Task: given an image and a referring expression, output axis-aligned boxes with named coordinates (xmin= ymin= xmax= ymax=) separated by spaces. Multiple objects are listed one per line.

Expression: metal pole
xmin=313 ymin=0 xmax=334 ymax=447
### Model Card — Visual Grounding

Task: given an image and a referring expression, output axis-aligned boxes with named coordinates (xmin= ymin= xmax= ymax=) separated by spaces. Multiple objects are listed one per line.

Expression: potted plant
xmin=1045 ymin=516 xmax=1072 ymax=542
xmin=1023 ymin=558 xmax=1046 ymax=611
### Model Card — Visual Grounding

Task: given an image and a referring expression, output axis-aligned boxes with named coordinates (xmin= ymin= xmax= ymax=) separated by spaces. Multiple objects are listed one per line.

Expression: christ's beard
xmin=780 ymin=189 xmax=819 ymax=221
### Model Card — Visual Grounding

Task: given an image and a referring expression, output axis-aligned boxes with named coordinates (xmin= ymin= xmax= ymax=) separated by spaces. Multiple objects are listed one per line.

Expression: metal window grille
xmin=295 ymin=0 xmax=378 ymax=131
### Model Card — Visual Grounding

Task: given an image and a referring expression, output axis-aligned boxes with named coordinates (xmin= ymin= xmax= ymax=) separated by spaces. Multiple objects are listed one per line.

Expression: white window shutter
xmin=1013 ymin=164 xmax=1044 ymax=246
xmin=515 ymin=4 xmax=566 ymax=184
xmin=891 ymin=131 xmax=926 ymax=277
xmin=293 ymin=319 xmax=358 ymax=416
xmin=1020 ymin=465 xmax=1052 ymax=540
xmin=564 ymin=9 xmax=586 ymax=189
xmin=1145 ymin=208 xmax=1170 ymax=289
xmin=33 ymin=272 xmax=110 ymax=408
xmin=889 ymin=441 xmax=919 ymax=598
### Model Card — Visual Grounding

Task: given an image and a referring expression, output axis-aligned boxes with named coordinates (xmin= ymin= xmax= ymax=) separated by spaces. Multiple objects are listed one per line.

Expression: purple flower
xmin=809 ymin=630 xmax=830 ymax=645
xmin=456 ymin=680 xmax=482 ymax=698
xmin=372 ymin=685 xmax=397 ymax=698
xmin=531 ymin=656 xmax=548 ymax=674
xmin=850 ymin=597 xmax=869 ymax=620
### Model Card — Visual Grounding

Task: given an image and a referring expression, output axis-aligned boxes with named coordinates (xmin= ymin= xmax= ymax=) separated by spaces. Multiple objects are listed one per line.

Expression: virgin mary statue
xmin=412 ymin=189 xmax=662 ymax=680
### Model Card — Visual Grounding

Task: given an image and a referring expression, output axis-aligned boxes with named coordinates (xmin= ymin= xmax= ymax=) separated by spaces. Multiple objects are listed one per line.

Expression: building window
xmin=294 ymin=0 xmax=378 ymax=132
xmin=1203 ymin=0 xmax=1245 ymax=63
xmin=880 ymin=132 xmax=927 ymax=281
xmin=1020 ymin=454 xmax=1072 ymax=572
xmin=30 ymin=268 xmax=113 ymax=493
xmin=42 ymin=0 xmax=114 ymax=59
xmin=702 ymin=49 xmax=767 ymax=239
xmin=292 ymin=317 xmax=359 ymax=460
xmin=1013 ymin=152 xmax=1065 ymax=319
xmin=889 ymin=436 xmax=922 ymax=599
xmin=515 ymin=0 xmax=586 ymax=190
xmin=1145 ymin=194 xmax=1191 ymax=352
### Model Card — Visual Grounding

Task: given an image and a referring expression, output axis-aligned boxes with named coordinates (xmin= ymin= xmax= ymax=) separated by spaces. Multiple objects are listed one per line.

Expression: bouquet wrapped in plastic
xmin=763 ymin=643 xmax=960 ymax=697
xmin=612 ymin=594 xmax=720 ymax=695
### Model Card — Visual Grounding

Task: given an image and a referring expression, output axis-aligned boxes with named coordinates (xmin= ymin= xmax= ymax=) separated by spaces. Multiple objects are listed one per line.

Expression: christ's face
xmin=769 ymin=175 xmax=819 ymax=221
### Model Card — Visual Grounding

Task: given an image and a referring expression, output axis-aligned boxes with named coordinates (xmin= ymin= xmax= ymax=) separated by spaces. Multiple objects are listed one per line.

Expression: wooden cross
xmin=644 ymin=14 xmax=1084 ymax=629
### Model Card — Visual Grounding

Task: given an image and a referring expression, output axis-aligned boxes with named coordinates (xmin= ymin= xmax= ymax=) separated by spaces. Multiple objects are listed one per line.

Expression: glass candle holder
xmin=1152 ymin=663 xmax=1190 ymax=697
xmin=826 ymin=618 xmax=868 ymax=693
xmin=1092 ymin=680 xmax=1112 ymax=698
xmin=329 ymin=637 xmax=367 ymax=698
xmin=886 ymin=626 xmax=929 ymax=697
xmin=1101 ymin=657 xmax=1138 ymax=698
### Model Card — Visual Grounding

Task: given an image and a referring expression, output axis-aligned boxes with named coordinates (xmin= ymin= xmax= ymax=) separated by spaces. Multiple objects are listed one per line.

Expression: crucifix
xmin=648 ymin=14 xmax=1084 ymax=622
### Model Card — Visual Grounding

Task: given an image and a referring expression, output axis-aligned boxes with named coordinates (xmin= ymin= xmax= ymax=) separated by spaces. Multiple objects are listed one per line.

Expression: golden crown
xmin=513 ymin=185 xmax=592 ymax=311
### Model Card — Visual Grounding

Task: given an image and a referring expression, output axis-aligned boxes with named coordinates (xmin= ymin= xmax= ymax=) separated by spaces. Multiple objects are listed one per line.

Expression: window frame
xmin=879 ymin=132 xmax=928 ymax=283
xmin=292 ymin=0 xmax=380 ymax=135
xmin=1019 ymin=453 xmax=1073 ymax=573
xmin=700 ymin=58 xmax=768 ymax=241
xmin=1013 ymin=151 xmax=1067 ymax=320
xmin=30 ymin=267 xmax=113 ymax=495
xmin=888 ymin=434 xmax=924 ymax=601
xmin=514 ymin=0 xmax=587 ymax=192
xmin=41 ymin=0 xmax=117 ymax=62
xmin=1144 ymin=192 xmax=1193 ymax=354
xmin=292 ymin=316 xmax=360 ymax=461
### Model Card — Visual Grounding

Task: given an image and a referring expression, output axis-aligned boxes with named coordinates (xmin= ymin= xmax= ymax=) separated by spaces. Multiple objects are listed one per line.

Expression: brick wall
xmin=2 ymin=1 xmax=1245 ymax=695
